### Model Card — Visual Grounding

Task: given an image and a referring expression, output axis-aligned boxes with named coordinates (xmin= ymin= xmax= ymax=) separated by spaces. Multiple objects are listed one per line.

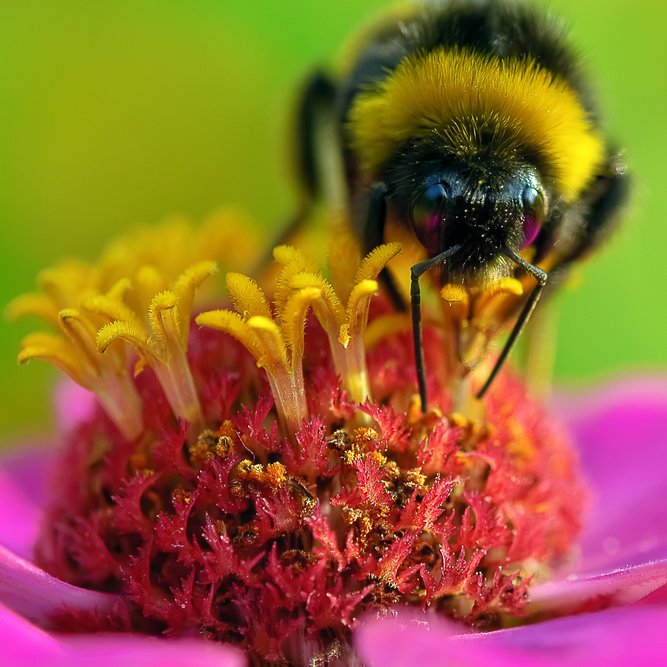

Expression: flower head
xmin=3 ymin=215 xmax=667 ymax=666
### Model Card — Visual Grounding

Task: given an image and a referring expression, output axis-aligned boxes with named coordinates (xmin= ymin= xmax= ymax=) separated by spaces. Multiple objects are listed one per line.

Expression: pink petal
xmin=0 ymin=442 xmax=55 ymax=509
xmin=0 ymin=602 xmax=245 ymax=667
xmin=528 ymin=559 xmax=667 ymax=615
xmin=474 ymin=606 xmax=667 ymax=666
xmin=0 ymin=444 xmax=56 ymax=560
xmin=49 ymin=635 xmax=246 ymax=667
xmin=0 ymin=602 xmax=63 ymax=665
xmin=0 ymin=467 xmax=42 ymax=559
xmin=356 ymin=605 xmax=667 ymax=667
xmin=0 ymin=544 xmax=123 ymax=626
xmin=356 ymin=609 xmax=510 ymax=667
xmin=557 ymin=377 xmax=667 ymax=572
xmin=54 ymin=378 xmax=97 ymax=433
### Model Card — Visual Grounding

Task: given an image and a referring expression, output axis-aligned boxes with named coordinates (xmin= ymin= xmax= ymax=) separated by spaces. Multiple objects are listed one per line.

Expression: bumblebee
xmin=290 ymin=0 xmax=628 ymax=409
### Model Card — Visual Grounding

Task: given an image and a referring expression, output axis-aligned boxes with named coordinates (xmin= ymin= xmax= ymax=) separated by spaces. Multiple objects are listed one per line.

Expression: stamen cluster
xmin=11 ymin=218 xmax=586 ymax=665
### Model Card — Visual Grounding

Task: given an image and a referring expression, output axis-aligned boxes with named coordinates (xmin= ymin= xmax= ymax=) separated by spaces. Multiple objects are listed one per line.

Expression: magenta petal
xmin=0 ymin=545 xmax=123 ymax=625
xmin=472 ymin=606 xmax=667 ymax=666
xmin=528 ymin=559 xmax=667 ymax=615
xmin=557 ymin=377 xmax=667 ymax=571
xmin=356 ymin=610 xmax=513 ymax=667
xmin=48 ymin=635 xmax=245 ymax=667
xmin=357 ymin=605 xmax=667 ymax=667
xmin=0 ymin=602 xmax=63 ymax=665
xmin=0 ymin=468 xmax=42 ymax=559
xmin=0 ymin=443 xmax=55 ymax=509
xmin=0 ymin=444 xmax=56 ymax=559
xmin=0 ymin=602 xmax=245 ymax=667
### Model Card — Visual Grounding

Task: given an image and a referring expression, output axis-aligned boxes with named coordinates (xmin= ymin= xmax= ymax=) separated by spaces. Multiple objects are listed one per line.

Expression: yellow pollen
xmin=196 ymin=270 xmax=321 ymax=437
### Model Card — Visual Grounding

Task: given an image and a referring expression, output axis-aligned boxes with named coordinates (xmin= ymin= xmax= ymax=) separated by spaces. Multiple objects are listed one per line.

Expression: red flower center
xmin=36 ymin=308 xmax=587 ymax=664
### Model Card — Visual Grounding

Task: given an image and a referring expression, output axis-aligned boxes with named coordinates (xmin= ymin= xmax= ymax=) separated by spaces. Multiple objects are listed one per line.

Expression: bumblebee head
xmin=347 ymin=47 xmax=606 ymax=278
xmin=383 ymin=145 xmax=547 ymax=277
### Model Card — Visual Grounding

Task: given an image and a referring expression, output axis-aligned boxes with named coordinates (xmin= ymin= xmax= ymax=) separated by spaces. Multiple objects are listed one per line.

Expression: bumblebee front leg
xmin=410 ymin=246 xmax=461 ymax=412
xmin=363 ymin=183 xmax=406 ymax=311
xmin=518 ymin=154 xmax=628 ymax=397
xmin=476 ymin=249 xmax=548 ymax=399
xmin=411 ymin=259 xmax=433 ymax=413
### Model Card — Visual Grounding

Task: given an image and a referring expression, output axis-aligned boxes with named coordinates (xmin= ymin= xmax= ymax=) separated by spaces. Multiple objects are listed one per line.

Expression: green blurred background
xmin=1 ymin=0 xmax=665 ymax=439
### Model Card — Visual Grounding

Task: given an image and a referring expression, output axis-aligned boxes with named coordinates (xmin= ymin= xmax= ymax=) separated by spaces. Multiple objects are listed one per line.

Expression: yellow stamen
xmin=17 ymin=332 xmax=91 ymax=387
xmin=440 ymin=283 xmax=471 ymax=323
xmin=17 ymin=316 xmax=143 ymax=441
xmin=327 ymin=224 xmax=363 ymax=301
xmin=5 ymin=293 xmax=60 ymax=328
xmin=437 ymin=276 xmax=531 ymax=388
xmin=194 ymin=309 xmax=263 ymax=359
xmin=469 ymin=278 xmax=525 ymax=340
xmin=226 ymin=273 xmax=273 ymax=320
xmin=9 ymin=213 xmax=259 ymax=438
xmin=9 ymin=267 xmax=147 ymax=440
xmin=197 ymin=275 xmax=321 ymax=436
xmin=273 ymin=241 xmax=401 ymax=404
xmin=97 ymin=261 xmax=217 ymax=426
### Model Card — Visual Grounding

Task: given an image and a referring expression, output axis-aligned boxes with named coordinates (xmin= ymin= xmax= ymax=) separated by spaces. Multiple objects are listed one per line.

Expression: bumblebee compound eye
xmin=521 ymin=185 xmax=546 ymax=247
xmin=410 ymin=182 xmax=450 ymax=254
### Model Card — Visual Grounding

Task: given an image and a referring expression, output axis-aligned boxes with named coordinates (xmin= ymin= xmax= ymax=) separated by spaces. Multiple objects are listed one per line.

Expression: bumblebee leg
xmin=256 ymin=72 xmax=339 ymax=271
xmin=411 ymin=259 xmax=432 ymax=412
xmin=410 ymin=245 xmax=462 ymax=412
xmin=516 ymin=155 xmax=628 ymax=397
xmin=363 ymin=183 xmax=406 ymax=310
xmin=476 ymin=249 xmax=548 ymax=399
xmin=295 ymin=71 xmax=339 ymax=205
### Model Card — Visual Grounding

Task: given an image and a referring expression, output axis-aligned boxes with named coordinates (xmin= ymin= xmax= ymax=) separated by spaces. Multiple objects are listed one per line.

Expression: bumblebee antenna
xmin=411 ymin=245 xmax=462 ymax=412
xmin=476 ymin=248 xmax=548 ymax=399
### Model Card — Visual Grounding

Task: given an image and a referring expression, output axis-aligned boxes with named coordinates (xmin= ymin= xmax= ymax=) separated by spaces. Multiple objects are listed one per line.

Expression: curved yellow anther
xmin=5 ymin=293 xmax=59 ymax=327
xmin=174 ymin=260 xmax=219 ymax=346
xmin=247 ymin=316 xmax=289 ymax=369
xmin=195 ymin=309 xmax=263 ymax=359
xmin=354 ymin=242 xmax=402 ymax=284
xmin=281 ymin=286 xmax=322 ymax=364
xmin=226 ymin=272 xmax=272 ymax=320
xmin=18 ymin=332 xmax=90 ymax=387
xmin=346 ymin=279 xmax=379 ymax=338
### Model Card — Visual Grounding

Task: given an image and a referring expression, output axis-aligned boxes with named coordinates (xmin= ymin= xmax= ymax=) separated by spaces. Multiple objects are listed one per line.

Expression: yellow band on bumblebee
xmin=348 ymin=47 xmax=605 ymax=202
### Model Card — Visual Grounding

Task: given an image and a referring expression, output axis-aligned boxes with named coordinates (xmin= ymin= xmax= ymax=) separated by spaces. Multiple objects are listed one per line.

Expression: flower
xmin=2 ymin=216 xmax=667 ymax=666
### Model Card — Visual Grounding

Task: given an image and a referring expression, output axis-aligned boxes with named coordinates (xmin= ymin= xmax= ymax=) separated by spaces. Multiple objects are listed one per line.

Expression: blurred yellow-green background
xmin=1 ymin=0 xmax=666 ymax=438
